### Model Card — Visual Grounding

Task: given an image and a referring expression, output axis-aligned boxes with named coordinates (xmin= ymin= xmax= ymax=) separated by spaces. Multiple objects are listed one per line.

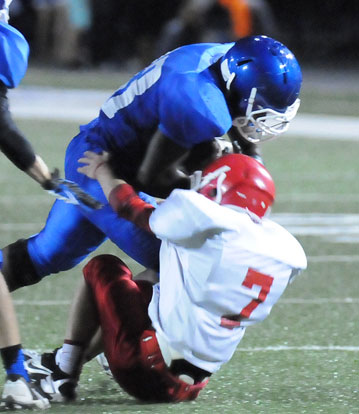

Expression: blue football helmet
xmin=220 ymin=35 xmax=302 ymax=143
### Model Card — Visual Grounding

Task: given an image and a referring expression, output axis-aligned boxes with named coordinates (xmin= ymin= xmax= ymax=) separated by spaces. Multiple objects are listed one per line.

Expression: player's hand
xmin=78 ymin=151 xmax=110 ymax=179
xmin=214 ymin=137 xmax=233 ymax=157
xmin=251 ymin=154 xmax=265 ymax=165
xmin=42 ymin=169 xmax=103 ymax=210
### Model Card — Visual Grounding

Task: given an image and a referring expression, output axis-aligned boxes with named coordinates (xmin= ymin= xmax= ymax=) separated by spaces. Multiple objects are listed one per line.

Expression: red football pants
xmin=83 ymin=254 xmax=208 ymax=402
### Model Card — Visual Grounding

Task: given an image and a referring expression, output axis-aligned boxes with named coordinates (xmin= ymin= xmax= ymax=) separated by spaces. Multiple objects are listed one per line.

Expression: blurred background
xmin=1 ymin=3 xmax=358 ymax=412
xmin=8 ymin=0 xmax=359 ymax=71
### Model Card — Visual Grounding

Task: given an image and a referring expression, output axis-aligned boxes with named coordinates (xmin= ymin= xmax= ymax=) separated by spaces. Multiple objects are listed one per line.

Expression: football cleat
xmin=24 ymin=350 xmax=52 ymax=379
xmin=1 ymin=374 xmax=50 ymax=410
xmin=96 ymin=353 xmax=114 ymax=379
xmin=24 ymin=349 xmax=77 ymax=403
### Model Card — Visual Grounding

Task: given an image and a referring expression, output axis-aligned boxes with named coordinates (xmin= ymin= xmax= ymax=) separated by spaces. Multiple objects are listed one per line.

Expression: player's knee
xmin=1 ymin=239 xmax=42 ymax=291
xmin=83 ymin=254 xmax=131 ymax=284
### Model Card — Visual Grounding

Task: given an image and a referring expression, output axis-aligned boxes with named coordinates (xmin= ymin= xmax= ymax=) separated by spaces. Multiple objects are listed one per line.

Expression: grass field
xmin=0 ymin=67 xmax=358 ymax=413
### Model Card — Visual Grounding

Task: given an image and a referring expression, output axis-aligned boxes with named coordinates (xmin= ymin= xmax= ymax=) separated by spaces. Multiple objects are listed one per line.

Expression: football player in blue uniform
xmin=0 ymin=36 xmax=302 ymax=296
xmin=0 ymin=0 xmax=52 ymax=409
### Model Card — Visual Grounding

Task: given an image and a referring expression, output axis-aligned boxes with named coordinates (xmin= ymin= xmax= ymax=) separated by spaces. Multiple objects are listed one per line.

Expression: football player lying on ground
xmin=25 ymin=151 xmax=307 ymax=403
xmin=0 ymin=35 xmax=302 ymax=300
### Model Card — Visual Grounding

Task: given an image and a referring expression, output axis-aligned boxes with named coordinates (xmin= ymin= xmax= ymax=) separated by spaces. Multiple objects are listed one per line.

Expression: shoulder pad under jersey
xmin=0 ymin=22 xmax=29 ymax=88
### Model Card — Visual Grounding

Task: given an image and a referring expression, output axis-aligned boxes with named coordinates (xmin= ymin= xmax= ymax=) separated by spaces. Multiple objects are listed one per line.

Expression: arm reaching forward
xmin=78 ymin=151 xmax=155 ymax=232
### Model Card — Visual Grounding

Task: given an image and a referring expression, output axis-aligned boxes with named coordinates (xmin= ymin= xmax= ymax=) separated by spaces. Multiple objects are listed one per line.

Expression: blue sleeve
xmin=158 ymin=74 xmax=232 ymax=149
xmin=0 ymin=22 xmax=29 ymax=88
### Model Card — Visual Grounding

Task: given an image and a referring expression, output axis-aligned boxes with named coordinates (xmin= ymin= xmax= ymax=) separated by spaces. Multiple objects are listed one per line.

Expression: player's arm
xmin=227 ymin=125 xmax=263 ymax=163
xmin=135 ymin=129 xmax=191 ymax=198
xmin=0 ymin=82 xmax=52 ymax=184
xmin=0 ymin=82 xmax=100 ymax=207
xmin=135 ymin=129 xmax=220 ymax=198
xmin=78 ymin=151 xmax=155 ymax=232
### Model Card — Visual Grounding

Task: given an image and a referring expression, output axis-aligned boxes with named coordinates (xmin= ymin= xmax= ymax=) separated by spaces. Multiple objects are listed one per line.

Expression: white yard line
xmin=3 ymin=193 xmax=359 ymax=203
xmin=8 ymin=86 xmax=359 ymax=140
xmin=13 ymin=298 xmax=359 ymax=306
xmin=307 ymin=255 xmax=359 ymax=262
xmin=277 ymin=194 xmax=359 ymax=202
xmin=3 ymin=213 xmax=359 ymax=240
xmin=239 ymin=345 xmax=359 ymax=352
xmin=289 ymin=113 xmax=359 ymax=140
xmin=280 ymin=298 xmax=359 ymax=304
xmin=0 ymin=223 xmax=43 ymax=231
xmin=14 ymin=300 xmax=71 ymax=305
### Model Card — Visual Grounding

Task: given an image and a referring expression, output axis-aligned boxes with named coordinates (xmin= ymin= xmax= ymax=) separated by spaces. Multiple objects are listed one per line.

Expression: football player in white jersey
xmin=25 ymin=151 xmax=307 ymax=403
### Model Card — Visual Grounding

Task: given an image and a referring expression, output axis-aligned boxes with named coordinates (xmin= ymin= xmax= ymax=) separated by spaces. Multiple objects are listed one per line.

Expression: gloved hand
xmin=42 ymin=169 xmax=103 ymax=210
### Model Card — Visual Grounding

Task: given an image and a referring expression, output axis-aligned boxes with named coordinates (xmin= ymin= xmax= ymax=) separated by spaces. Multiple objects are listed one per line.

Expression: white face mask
xmin=232 ymin=87 xmax=300 ymax=143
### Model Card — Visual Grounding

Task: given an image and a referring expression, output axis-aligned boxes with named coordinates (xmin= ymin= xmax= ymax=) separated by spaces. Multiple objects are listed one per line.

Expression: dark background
xmin=270 ymin=0 xmax=359 ymax=66
xmin=10 ymin=0 xmax=359 ymax=68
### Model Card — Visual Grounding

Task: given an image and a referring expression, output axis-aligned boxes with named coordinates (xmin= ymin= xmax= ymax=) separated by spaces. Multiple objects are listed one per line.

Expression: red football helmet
xmin=198 ymin=154 xmax=275 ymax=218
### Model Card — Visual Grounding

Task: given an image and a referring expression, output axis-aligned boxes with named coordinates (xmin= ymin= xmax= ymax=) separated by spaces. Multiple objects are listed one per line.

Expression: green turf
xmin=22 ymin=66 xmax=129 ymax=91
xmin=0 ymin=90 xmax=358 ymax=413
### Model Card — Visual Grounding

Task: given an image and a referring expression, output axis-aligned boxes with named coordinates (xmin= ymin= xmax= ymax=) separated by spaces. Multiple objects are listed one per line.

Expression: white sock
xmin=55 ymin=343 xmax=83 ymax=376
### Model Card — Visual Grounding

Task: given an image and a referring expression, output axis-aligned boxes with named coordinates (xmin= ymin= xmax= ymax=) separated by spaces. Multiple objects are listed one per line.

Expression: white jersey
xmin=148 ymin=189 xmax=307 ymax=373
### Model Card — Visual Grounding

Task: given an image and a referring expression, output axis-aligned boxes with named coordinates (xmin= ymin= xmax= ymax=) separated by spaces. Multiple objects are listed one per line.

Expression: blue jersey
xmin=0 ymin=21 xmax=29 ymax=88
xmin=22 ymin=43 xmax=237 ymax=278
xmin=84 ymin=43 xmax=234 ymax=181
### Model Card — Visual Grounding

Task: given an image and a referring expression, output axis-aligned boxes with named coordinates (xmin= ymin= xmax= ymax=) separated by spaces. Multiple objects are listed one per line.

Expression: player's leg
xmin=24 ymin=254 xmax=153 ymax=402
xmin=0 ymin=272 xmax=50 ymax=409
xmin=0 ymin=128 xmax=107 ymax=289
xmin=82 ymin=269 xmax=160 ymax=375
xmin=82 ymin=255 xmax=208 ymax=402
xmin=0 ymin=271 xmax=27 ymax=382
xmin=1 ymin=127 xmax=160 ymax=290
xmin=41 ymin=276 xmax=101 ymax=402
xmin=85 ymin=256 xmax=212 ymax=402
xmin=0 ymin=272 xmax=20 ymax=350
xmin=66 ymin=135 xmax=161 ymax=270
xmin=81 ymin=254 xmax=163 ymax=401
xmin=1 ymin=185 xmax=159 ymax=291
xmin=22 ymin=271 xmax=103 ymax=403
xmin=1 ymin=199 xmax=107 ymax=291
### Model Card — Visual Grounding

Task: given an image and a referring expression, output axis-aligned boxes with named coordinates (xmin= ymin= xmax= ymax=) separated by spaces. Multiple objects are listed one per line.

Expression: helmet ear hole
xmin=209 ymin=188 xmax=217 ymax=198
xmin=236 ymin=59 xmax=252 ymax=67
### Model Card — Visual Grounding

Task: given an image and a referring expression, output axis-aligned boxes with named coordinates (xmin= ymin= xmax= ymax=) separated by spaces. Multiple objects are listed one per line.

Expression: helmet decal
xmin=220 ymin=59 xmax=236 ymax=90
xmin=198 ymin=154 xmax=275 ymax=219
xmin=213 ymin=166 xmax=230 ymax=204
xmin=245 ymin=87 xmax=257 ymax=116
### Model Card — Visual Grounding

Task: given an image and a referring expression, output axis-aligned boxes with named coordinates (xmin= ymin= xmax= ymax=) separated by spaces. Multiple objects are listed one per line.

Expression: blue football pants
xmin=26 ymin=130 xmax=161 ymax=278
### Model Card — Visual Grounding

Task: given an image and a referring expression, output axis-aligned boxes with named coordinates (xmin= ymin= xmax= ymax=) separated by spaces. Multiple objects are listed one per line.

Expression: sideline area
xmin=9 ymin=86 xmax=359 ymax=140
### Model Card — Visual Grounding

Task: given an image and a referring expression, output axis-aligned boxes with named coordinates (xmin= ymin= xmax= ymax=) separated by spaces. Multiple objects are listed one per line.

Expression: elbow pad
xmin=0 ymin=22 xmax=29 ymax=88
